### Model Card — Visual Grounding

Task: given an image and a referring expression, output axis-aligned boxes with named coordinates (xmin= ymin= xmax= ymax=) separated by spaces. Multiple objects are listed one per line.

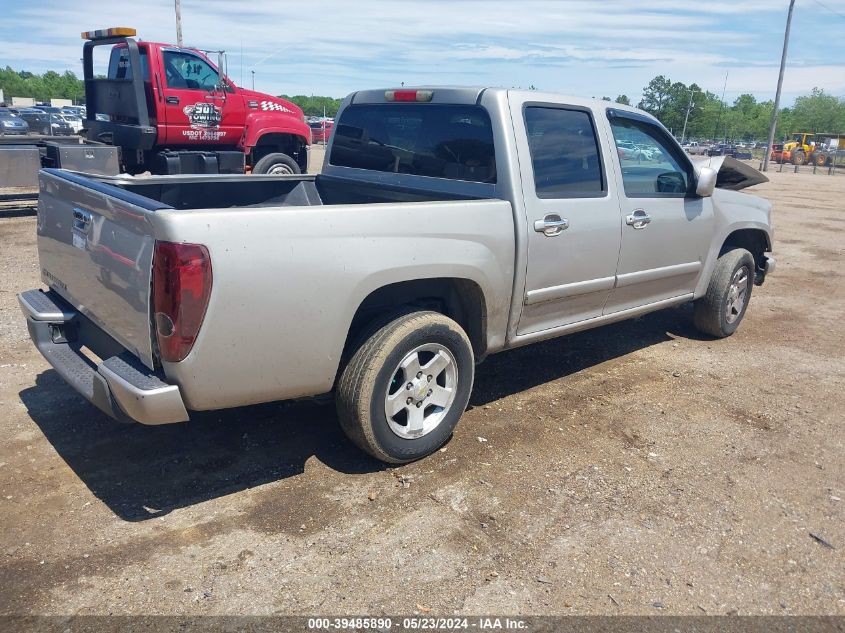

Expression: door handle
xmin=626 ymin=209 xmax=652 ymax=229
xmin=534 ymin=214 xmax=570 ymax=237
xmin=165 ymin=96 xmax=180 ymax=105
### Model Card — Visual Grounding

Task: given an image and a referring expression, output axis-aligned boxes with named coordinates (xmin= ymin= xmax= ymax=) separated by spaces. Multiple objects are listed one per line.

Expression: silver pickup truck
xmin=19 ymin=87 xmax=774 ymax=463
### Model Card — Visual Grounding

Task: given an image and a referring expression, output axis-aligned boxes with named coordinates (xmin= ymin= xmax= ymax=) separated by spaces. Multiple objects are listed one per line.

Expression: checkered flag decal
xmin=260 ymin=101 xmax=293 ymax=113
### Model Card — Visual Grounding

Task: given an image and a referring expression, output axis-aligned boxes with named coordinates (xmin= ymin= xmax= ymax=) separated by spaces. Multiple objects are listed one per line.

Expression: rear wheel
xmin=336 ymin=311 xmax=474 ymax=463
xmin=693 ymin=248 xmax=755 ymax=338
xmin=251 ymin=152 xmax=300 ymax=175
xmin=792 ymin=151 xmax=805 ymax=166
xmin=814 ymin=153 xmax=827 ymax=167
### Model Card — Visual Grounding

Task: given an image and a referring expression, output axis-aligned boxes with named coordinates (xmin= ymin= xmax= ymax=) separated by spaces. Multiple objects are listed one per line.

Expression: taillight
xmin=152 ymin=241 xmax=212 ymax=363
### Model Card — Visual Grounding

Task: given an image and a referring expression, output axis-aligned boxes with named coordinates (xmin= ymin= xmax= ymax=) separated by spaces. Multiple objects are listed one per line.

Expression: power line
xmin=809 ymin=0 xmax=845 ymax=20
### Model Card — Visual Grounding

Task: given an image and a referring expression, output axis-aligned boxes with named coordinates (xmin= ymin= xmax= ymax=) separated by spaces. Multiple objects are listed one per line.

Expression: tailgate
xmin=36 ymin=169 xmax=170 ymax=369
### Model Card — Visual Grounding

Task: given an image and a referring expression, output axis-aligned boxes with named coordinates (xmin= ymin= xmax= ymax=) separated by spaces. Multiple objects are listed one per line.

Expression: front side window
xmin=329 ymin=104 xmax=496 ymax=183
xmin=162 ymin=51 xmax=219 ymax=91
xmin=524 ymin=106 xmax=604 ymax=198
xmin=610 ymin=116 xmax=691 ymax=197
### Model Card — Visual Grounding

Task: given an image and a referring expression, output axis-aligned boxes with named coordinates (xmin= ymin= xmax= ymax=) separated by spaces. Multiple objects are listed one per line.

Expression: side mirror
xmin=656 ymin=171 xmax=686 ymax=194
xmin=695 ymin=166 xmax=717 ymax=197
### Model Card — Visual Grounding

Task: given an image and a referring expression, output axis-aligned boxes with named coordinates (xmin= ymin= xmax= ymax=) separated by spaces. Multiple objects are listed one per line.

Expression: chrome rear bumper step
xmin=18 ymin=289 xmax=189 ymax=425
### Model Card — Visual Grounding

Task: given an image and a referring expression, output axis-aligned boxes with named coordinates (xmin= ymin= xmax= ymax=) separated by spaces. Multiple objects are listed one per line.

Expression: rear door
xmin=510 ymin=95 xmax=623 ymax=335
xmin=604 ymin=110 xmax=714 ymax=313
xmin=159 ymin=48 xmax=244 ymax=146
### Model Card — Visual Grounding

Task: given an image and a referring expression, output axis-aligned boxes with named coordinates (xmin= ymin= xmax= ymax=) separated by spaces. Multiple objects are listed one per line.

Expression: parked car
xmin=635 ymin=144 xmax=662 ymax=161
xmin=19 ymin=86 xmax=774 ymax=464
xmin=61 ymin=106 xmax=86 ymax=118
xmin=708 ymin=144 xmax=753 ymax=160
xmin=17 ymin=110 xmax=74 ymax=135
xmin=309 ymin=120 xmax=334 ymax=144
xmin=32 ymin=105 xmax=63 ymax=114
xmin=0 ymin=109 xmax=30 ymax=135
xmin=58 ymin=113 xmax=83 ymax=133
xmin=683 ymin=141 xmax=708 ymax=155
xmin=708 ymin=144 xmax=736 ymax=157
xmin=617 ymin=139 xmax=661 ymax=161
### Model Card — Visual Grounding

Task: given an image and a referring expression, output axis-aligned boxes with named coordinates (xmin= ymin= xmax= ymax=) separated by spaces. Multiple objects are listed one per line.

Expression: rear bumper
xmin=18 ymin=289 xmax=189 ymax=425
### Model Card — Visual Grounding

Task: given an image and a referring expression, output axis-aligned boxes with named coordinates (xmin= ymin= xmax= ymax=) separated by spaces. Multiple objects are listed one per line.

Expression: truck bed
xmin=87 ymin=171 xmax=494 ymax=210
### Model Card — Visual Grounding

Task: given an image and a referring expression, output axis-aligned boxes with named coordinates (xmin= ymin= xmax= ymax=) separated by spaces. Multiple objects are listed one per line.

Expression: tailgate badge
xmin=72 ymin=207 xmax=93 ymax=250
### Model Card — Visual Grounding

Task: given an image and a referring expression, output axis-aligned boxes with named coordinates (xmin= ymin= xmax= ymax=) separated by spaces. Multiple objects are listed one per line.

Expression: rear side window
xmin=107 ymin=47 xmax=150 ymax=81
xmin=329 ymin=104 xmax=496 ymax=183
xmin=524 ymin=107 xmax=605 ymax=198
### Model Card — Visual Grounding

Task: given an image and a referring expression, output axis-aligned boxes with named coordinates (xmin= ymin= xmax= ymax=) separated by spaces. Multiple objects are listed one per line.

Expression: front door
xmin=511 ymin=96 xmax=623 ymax=335
xmin=604 ymin=111 xmax=714 ymax=314
xmin=159 ymin=48 xmax=244 ymax=147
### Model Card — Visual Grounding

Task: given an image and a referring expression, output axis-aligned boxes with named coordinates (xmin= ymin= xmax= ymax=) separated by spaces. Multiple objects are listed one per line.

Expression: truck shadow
xmin=18 ymin=304 xmax=702 ymax=522
xmin=470 ymin=303 xmax=705 ymax=406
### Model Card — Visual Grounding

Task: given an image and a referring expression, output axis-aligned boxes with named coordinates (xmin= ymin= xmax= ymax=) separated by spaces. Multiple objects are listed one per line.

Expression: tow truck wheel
xmin=336 ymin=311 xmax=474 ymax=464
xmin=792 ymin=151 xmax=805 ymax=166
xmin=251 ymin=152 xmax=301 ymax=175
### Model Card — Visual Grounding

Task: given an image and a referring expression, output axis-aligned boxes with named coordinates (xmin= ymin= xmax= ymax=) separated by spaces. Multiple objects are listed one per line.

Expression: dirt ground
xmin=0 ymin=161 xmax=842 ymax=617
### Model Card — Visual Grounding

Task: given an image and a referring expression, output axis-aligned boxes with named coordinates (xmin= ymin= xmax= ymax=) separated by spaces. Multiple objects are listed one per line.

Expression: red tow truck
xmin=82 ymin=27 xmax=310 ymax=175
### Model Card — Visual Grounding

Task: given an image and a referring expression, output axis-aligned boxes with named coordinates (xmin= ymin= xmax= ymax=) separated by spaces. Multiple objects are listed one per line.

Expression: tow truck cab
xmin=81 ymin=27 xmax=310 ymax=175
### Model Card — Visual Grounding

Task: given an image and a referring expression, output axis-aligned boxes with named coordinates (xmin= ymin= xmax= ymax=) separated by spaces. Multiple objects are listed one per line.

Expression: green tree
xmin=615 ymin=95 xmax=631 ymax=105
xmin=790 ymin=87 xmax=845 ymax=133
xmin=637 ymin=75 xmax=672 ymax=119
xmin=279 ymin=94 xmax=342 ymax=117
xmin=0 ymin=65 xmax=84 ymax=103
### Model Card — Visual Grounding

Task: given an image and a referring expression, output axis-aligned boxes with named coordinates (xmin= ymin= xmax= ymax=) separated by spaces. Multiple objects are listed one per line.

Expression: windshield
xmin=791 ymin=134 xmax=808 ymax=143
xmin=329 ymin=104 xmax=496 ymax=183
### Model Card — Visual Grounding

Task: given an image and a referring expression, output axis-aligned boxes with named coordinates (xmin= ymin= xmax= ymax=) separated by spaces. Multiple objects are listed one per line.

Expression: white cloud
xmin=0 ymin=0 xmax=842 ymax=103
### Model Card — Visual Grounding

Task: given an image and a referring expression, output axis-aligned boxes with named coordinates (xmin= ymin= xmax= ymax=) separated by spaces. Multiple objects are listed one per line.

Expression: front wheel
xmin=251 ymin=152 xmax=301 ymax=175
xmin=336 ymin=311 xmax=475 ymax=463
xmin=792 ymin=151 xmax=805 ymax=166
xmin=693 ymin=248 xmax=755 ymax=338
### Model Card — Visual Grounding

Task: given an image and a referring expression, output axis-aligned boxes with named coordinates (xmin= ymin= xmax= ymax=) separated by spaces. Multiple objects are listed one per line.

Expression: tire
xmin=336 ymin=311 xmax=474 ymax=463
xmin=693 ymin=248 xmax=755 ymax=338
xmin=814 ymin=153 xmax=827 ymax=167
xmin=251 ymin=152 xmax=300 ymax=175
xmin=792 ymin=151 xmax=805 ymax=166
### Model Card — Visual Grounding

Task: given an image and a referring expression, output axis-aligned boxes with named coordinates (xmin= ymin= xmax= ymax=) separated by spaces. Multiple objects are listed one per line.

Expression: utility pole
xmin=713 ymin=71 xmax=729 ymax=141
xmin=763 ymin=0 xmax=796 ymax=172
xmin=175 ymin=0 xmax=184 ymax=48
xmin=681 ymin=87 xmax=697 ymax=144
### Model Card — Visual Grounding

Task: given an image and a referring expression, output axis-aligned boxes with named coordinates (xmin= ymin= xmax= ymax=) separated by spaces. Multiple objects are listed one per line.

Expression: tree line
xmin=3 ymin=65 xmax=843 ymax=140
xmin=278 ymin=94 xmax=342 ymax=118
xmin=0 ymin=66 xmax=85 ymax=103
xmin=604 ymin=76 xmax=845 ymax=141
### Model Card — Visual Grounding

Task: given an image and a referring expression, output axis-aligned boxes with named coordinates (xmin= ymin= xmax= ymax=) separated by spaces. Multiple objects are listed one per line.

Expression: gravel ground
xmin=0 ymin=165 xmax=842 ymax=616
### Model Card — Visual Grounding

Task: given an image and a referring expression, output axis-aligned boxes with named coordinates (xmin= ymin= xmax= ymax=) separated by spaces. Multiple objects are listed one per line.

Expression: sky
xmin=2 ymin=0 xmax=845 ymax=105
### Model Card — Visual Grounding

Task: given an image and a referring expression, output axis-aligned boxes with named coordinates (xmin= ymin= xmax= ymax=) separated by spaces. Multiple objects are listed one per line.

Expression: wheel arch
xmin=694 ymin=222 xmax=773 ymax=298
xmin=720 ymin=227 xmax=771 ymax=268
xmin=339 ymin=277 xmax=488 ymax=372
xmin=248 ymin=131 xmax=308 ymax=171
